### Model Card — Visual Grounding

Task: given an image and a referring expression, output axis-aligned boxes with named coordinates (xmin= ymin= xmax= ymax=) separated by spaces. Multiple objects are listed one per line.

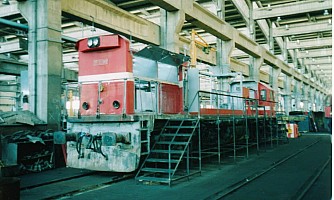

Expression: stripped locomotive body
xmin=62 ymin=34 xmax=276 ymax=172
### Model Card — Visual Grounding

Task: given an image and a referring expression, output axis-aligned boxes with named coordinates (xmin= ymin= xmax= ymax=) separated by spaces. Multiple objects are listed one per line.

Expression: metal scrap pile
xmin=2 ymin=129 xmax=53 ymax=144
xmin=0 ymin=110 xmax=45 ymax=126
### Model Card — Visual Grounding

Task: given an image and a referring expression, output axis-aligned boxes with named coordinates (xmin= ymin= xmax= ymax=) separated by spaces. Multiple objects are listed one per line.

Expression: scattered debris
xmin=0 ymin=111 xmax=45 ymax=125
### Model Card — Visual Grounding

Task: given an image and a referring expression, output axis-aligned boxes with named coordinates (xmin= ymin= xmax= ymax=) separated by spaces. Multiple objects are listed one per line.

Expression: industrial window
xmin=260 ymin=89 xmax=266 ymax=101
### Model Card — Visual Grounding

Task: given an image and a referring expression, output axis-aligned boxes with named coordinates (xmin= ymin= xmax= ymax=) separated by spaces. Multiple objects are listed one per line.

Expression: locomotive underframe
xmin=65 ymin=113 xmax=279 ymax=172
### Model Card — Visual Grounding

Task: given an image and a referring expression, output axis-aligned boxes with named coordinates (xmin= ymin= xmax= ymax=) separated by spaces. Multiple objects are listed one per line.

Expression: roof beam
xmin=0 ymin=38 xmax=27 ymax=53
xmin=61 ymin=0 xmax=160 ymax=45
xmin=0 ymin=59 xmax=27 ymax=75
xmin=296 ymin=48 xmax=332 ymax=58
xmin=273 ymin=21 xmax=332 ymax=37
xmin=308 ymin=64 xmax=332 ymax=70
xmin=287 ymin=37 xmax=332 ymax=50
xmin=304 ymin=57 xmax=332 ymax=65
xmin=253 ymin=0 xmax=332 ymax=20
xmin=0 ymin=4 xmax=20 ymax=18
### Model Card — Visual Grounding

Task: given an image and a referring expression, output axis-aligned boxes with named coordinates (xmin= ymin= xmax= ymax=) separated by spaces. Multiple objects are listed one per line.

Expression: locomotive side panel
xmin=161 ymin=84 xmax=182 ymax=114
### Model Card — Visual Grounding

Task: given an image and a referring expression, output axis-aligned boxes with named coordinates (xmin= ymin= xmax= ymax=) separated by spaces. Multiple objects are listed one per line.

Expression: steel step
xmin=141 ymin=167 xmax=175 ymax=173
xmin=165 ymin=126 xmax=197 ymax=129
xmin=146 ymin=158 xmax=179 ymax=163
xmin=136 ymin=176 xmax=170 ymax=183
xmin=151 ymin=149 xmax=184 ymax=154
xmin=162 ymin=133 xmax=192 ymax=137
xmin=156 ymin=141 xmax=188 ymax=145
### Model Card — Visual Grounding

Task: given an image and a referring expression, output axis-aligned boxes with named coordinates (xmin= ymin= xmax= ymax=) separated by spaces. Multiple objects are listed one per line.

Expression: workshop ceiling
xmin=0 ymin=0 xmax=332 ymax=90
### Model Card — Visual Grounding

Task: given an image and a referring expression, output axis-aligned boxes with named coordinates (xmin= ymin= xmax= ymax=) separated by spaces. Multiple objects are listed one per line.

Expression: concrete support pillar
xmin=301 ymin=84 xmax=308 ymax=112
xmin=309 ymin=88 xmax=315 ymax=111
xmin=283 ymin=75 xmax=292 ymax=114
xmin=294 ymin=81 xmax=301 ymax=110
xmin=270 ymin=67 xmax=280 ymax=109
xmin=19 ymin=0 xmax=62 ymax=130
xmin=160 ymin=9 xmax=185 ymax=53
xmin=249 ymin=57 xmax=263 ymax=82
xmin=318 ymin=93 xmax=324 ymax=111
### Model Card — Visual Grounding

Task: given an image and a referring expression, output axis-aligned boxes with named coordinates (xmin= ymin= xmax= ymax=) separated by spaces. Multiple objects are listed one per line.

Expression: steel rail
xmin=293 ymin=156 xmax=331 ymax=200
xmin=46 ymin=173 xmax=135 ymax=199
xmin=204 ymin=140 xmax=320 ymax=200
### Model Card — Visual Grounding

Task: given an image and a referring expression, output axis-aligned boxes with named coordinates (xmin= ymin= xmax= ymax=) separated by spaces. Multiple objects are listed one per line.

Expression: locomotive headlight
xmin=92 ymin=37 xmax=99 ymax=46
xmin=87 ymin=37 xmax=100 ymax=48
xmin=82 ymin=102 xmax=90 ymax=110
xmin=87 ymin=38 xmax=93 ymax=47
xmin=112 ymin=101 xmax=120 ymax=109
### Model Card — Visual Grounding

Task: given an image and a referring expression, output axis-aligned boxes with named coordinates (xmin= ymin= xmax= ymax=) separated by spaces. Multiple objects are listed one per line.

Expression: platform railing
xmin=187 ymin=90 xmax=278 ymax=164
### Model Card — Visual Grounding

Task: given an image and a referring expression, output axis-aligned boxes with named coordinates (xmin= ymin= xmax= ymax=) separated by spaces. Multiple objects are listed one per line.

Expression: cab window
xmin=260 ymin=89 xmax=266 ymax=101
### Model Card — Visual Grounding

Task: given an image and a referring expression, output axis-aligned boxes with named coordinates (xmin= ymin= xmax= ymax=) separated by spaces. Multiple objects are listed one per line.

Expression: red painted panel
xmin=325 ymin=106 xmax=332 ymax=118
xmin=161 ymin=84 xmax=182 ymax=114
xmin=80 ymin=84 xmax=98 ymax=116
xmin=100 ymin=81 xmax=134 ymax=115
xmin=79 ymin=81 xmax=134 ymax=116
xmin=78 ymin=35 xmax=132 ymax=76
xmin=199 ymin=109 xmax=244 ymax=116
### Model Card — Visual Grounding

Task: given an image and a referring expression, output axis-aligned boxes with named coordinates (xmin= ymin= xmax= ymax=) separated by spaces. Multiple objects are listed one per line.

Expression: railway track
xmin=20 ymin=171 xmax=134 ymax=200
xmin=205 ymin=138 xmax=331 ymax=200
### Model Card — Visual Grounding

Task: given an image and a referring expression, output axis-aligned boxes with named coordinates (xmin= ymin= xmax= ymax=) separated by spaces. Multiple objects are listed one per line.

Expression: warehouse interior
xmin=0 ymin=0 xmax=332 ymax=199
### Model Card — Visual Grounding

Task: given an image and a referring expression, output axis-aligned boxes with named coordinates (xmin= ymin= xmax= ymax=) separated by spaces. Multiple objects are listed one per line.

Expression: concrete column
xmin=294 ymin=81 xmax=301 ymax=110
xmin=160 ymin=9 xmax=185 ymax=53
xmin=318 ymin=92 xmax=324 ymax=111
xmin=270 ymin=67 xmax=280 ymax=109
xmin=283 ymin=75 xmax=292 ymax=114
xmin=216 ymin=0 xmax=234 ymax=91
xmin=19 ymin=0 xmax=62 ymax=130
xmin=301 ymin=84 xmax=308 ymax=112
xmin=249 ymin=57 xmax=263 ymax=82
xmin=308 ymin=87 xmax=315 ymax=111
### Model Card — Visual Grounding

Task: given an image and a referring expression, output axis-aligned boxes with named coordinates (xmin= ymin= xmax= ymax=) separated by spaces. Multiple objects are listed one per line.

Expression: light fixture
xmin=2 ymin=0 xmax=9 ymax=5
xmin=285 ymin=24 xmax=289 ymax=30
xmin=297 ymin=39 xmax=300 ymax=45
xmin=267 ymin=4 xmax=272 ymax=11
xmin=328 ymin=19 xmax=332 ymax=25
xmin=323 ymin=9 xmax=329 ymax=16
xmin=276 ymin=17 xmax=281 ymax=22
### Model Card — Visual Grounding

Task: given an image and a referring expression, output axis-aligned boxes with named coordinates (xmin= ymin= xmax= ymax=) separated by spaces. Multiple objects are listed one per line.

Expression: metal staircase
xmin=135 ymin=118 xmax=200 ymax=186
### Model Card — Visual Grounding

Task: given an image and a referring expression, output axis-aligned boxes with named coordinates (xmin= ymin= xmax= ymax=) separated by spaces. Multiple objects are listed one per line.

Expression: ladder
xmin=135 ymin=118 xmax=200 ymax=186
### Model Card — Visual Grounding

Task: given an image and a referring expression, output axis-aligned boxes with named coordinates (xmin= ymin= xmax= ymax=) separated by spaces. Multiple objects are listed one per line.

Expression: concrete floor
xmin=20 ymin=133 xmax=332 ymax=200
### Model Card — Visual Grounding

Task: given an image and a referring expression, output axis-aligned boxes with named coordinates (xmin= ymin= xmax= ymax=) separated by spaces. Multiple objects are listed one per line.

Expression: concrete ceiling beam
xmin=287 ymin=37 xmax=332 ymax=50
xmin=0 ymin=58 xmax=26 ymax=75
xmin=253 ymin=0 xmax=332 ymax=20
xmin=304 ymin=57 xmax=332 ymax=65
xmin=297 ymin=48 xmax=332 ymax=58
xmin=0 ymin=38 xmax=27 ymax=53
xmin=61 ymin=0 xmax=160 ymax=45
xmin=273 ymin=21 xmax=332 ymax=37
xmin=0 ymin=3 xmax=20 ymax=18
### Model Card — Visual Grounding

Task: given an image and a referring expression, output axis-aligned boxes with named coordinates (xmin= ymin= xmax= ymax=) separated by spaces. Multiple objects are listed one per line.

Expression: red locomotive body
xmin=63 ymin=34 xmax=279 ymax=173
